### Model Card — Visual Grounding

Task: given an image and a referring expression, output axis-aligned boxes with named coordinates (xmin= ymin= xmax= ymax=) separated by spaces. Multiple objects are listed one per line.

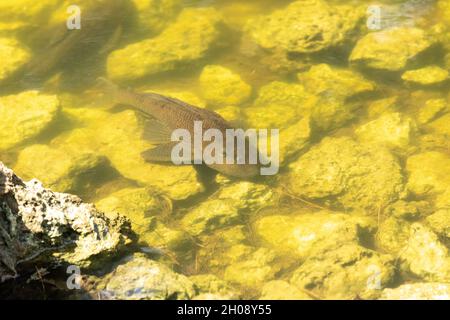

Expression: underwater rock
xmin=245 ymin=0 xmax=363 ymax=54
xmin=406 ymin=151 xmax=450 ymax=209
xmin=350 ymin=27 xmax=434 ymax=71
xmin=355 ymin=112 xmax=417 ymax=150
xmin=259 ymin=280 xmax=312 ymax=300
xmin=426 ymin=209 xmax=450 ymax=244
xmin=214 ymin=105 xmax=241 ymax=124
xmin=417 ymin=99 xmax=447 ymax=124
xmin=254 ymin=211 xmax=375 ymax=261
xmin=223 ymin=247 xmax=282 ymax=290
xmin=297 ymin=64 xmax=376 ymax=100
xmin=400 ymin=223 xmax=450 ymax=282
xmin=366 ymin=96 xmax=399 ymax=119
xmin=290 ymin=244 xmax=396 ymax=300
xmin=286 ymin=137 xmax=405 ymax=213
xmin=244 ymin=81 xmax=315 ymax=129
xmin=402 ymin=66 xmax=449 ymax=86
xmin=386 ymin=200 xmax=428 ymax=220
xmin=0 ymin=91 xmax=59 ymax=151
xmin=0 ymin=162 xmax=132 ymax=281
xmin=96 ymin=253 xmax=195 ymax=300
xmin=107 ymin=7 xmax=223 ymax=82
xmin=131 ymin=0 xmax=181 ymax=35
xmin=0 ymin=37 xmax=31 ymax=82
xmin=375 ymin=217 xmax=411 ymax=255
xmin=380 ymin=283 xmax=450 ymax=300
xmin=190 ymin=274 xmax=238 ymax=300
xmin=429 ymin=113 xmax=450 ymax=137
xmin=94 ymin=187 xmax=194 ymax=258
xmin=199 ymin=65 xmax=252 ymax=107
xmin=14 ymin=144 xmax=106 ymax=193
xmin=182 ymin=181 xmax=274 ymax=236
xmin=310 ymin=96 xmax=359 ymax=132
xmin=290 ymin=244 xmax=395 ymax=299
xmin=278 ymin=116 xmax=311 ymax=165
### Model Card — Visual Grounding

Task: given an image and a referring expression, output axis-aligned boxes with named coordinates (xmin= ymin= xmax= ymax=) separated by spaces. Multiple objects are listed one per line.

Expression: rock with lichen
xmin=350 ymin=27 xmax=434 ymax=71
xmin=402 ymin=66 xmax=449 ymax=86
xmin=285 ymin=137 xmax=405 ymax=213
xmin=107 ymin=8 xmax=223 ymax=82
xmin=199 ymin=65 xmax=252 ymax=107
xmin=0 ymin=91 xmax=59 ymax=151
xmin=245 ymin=0 xmax=364 ymax=54
xmin=0 ymin=162 xmax=132 ymax=282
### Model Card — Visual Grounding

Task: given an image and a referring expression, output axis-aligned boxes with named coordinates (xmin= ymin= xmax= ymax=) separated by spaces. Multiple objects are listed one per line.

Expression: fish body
xmin=101 ymin=79 xmax=261 ymax=178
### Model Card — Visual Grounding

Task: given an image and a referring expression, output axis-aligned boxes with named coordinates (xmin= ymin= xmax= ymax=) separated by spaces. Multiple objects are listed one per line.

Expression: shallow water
xmin=1 ymin=0 xmax=450 ymax=299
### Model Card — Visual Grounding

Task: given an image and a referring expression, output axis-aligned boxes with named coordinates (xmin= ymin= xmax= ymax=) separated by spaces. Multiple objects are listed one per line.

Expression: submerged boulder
xmin=107 ymin=8 xmax=223 ymax=81
xmin=350 ymin=27 xmax=434 ymax=71
xmin=290 ymin=244 xmax=396 ymax=299
xmin=0 ymin=162 xmax=132 ymax=282
xmin=380 ymin=283 xmax=450 ymax=300
xmin=0 ymin=91 xmax=59 ymax=151
xmin=285 ymin=137 xmax=405 ymax=213
xmin=402 ymin=66 xmax=449 ymax=86
xmin=131 ymin=0 xmax=181 ymax=35
xmin=246 ymin=0 xmax=363 ymax=54
xmin=199 ymin=65 xmax=252 ymax=107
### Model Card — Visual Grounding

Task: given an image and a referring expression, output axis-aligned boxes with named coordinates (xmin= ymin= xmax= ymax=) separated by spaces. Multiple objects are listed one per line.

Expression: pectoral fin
xmin=141 ymin=118 xmax=173 ymax=144
xmin=141 ymin=143 xmax=176 ymax=162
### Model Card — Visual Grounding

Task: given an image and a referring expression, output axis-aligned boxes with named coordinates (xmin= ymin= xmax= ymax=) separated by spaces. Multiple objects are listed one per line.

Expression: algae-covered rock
xmin=182 ymin=181 xmax=274 ymax=236
xmin=246 ymin=0 xmax=363 ymax=54
xmin=286 ymin=137 xmax=405 ymax=213
xmin=310 ymin=96 xmax=359 ymax=132
xmin=400 ymin=223 xmax=450 ymax=282
xmin=254 ymin=211 xmax=375 ymax=260
xmin=402 ymin=66 xmax=449 ymax=86
xmin=223 ymin=247 xmax=281 ymax=289
xmin=199 ymin=65 xmax=252 ymax=107
xmin=190 ymin=274 xmax=238 ymax=300
xmin=355 ymin=112 xmax=417 ymax=150
xmin=278 ymin=116 xmax=311 ymax=165
xmin=406 ymin=151 xmax=450 ymax=207
xmin=131 ymin=0 xmax=181 ymax=35
xmin=429 ymin=113 xmax=450 ymax=137
xmin=385 ymin=200 xmax=428 ymax=220
xmin=107 ymin=8 xmax=222 ymax=81
xmin=350 ymin=27 xmax=433 ymax=71
xmin=99 ymin=253 xmax=195 ymax=300
xmin=0 ymin=91 xmax=59 ymax=151
xmin=0 ymin=37 xmax=31 ymax=81
xmin=367 ymin=96 xmax=399 ymax=119
xmin=57 ymin=110 xmax=204 ymax=200
xmin=14 ymin=144 xmax=106 ymax=193
xmin=417 ymin=99 xmax=447 ymax=124
xmin=259 ymin=280 xmax=312 ymax=300
xmin=380 ymin=283 xmax=450 ymax=300
xmin=215 ymin=105 xmax=241 ymax=124
xmin=297 ymin=64 xmax=375 ymax=100
xmin=290 ymin=244 xmax=395 ymax=300
xmin=426 ymin=209 xmax=450 ymax=243
xmin=375 ymin=217 xmax=411 ymax=255
xmin=244 ymin=81 xmax=315 ymax=129
xmin=0 ymin=162 xmax=132 ymax=281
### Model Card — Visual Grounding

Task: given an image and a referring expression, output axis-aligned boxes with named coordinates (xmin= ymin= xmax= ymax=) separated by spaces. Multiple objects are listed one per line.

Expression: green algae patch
xmin=107 ymin=7 xmax=223 ymax=82
xmin=350 ymin=27 xmax=434 ymax=71
xmin=246 ymin=0 xmax=363 ymax=54
xmin=199 ymin=65 xmax=252 ymax=107
xmin=0 ymin=91 xmax=59 ymax=151
xmin=285 ymin=137 xmax=405 ymax=213
xmin=402 ymin=66 xmax=449 ymax=86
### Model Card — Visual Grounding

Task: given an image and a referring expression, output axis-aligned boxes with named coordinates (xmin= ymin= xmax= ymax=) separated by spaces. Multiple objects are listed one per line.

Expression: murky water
xmin=1 ymin=0 xmax=450 ymax=299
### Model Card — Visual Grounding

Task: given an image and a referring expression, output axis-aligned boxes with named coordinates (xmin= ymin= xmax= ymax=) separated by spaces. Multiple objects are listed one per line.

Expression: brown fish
xmin=98 ymin=78 xmax=262 ymax=178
